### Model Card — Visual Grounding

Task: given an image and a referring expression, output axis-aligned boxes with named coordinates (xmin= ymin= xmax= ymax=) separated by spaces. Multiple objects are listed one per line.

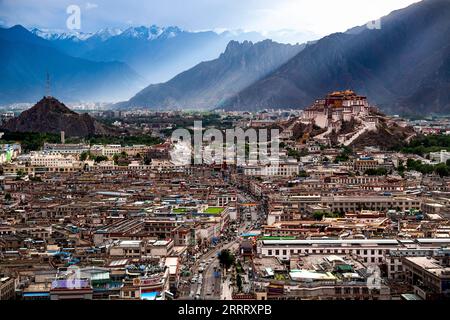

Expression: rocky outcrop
xmin=1 ymin=96 xmax=115 ymax=137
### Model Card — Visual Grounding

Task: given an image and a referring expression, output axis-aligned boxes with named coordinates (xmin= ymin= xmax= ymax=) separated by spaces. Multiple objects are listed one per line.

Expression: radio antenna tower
xmin=45 ymin=71 xmax=51 ymax=98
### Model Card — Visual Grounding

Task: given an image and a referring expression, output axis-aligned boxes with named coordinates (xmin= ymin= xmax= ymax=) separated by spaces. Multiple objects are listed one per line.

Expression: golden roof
xmin=329 ymin=90 xmax=355 ymax=97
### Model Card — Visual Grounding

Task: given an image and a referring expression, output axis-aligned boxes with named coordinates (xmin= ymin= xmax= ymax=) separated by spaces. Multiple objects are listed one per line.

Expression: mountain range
xmin=30 ymin=26 xmax=268 ymax=84
xmin=117 ymin=40 xmax=305 ymax=110
xmin=1 ymin=0 xmax=449 ymax=115
xmin=0 ymin=24 xmax=276 ymax=104
xmin=222 ymin=0 xmax=450 ymax=115
xmin=0 ymin=25 xmax=143 ymax=104
xmin=112 ymin=0 xmax=450 ymax=115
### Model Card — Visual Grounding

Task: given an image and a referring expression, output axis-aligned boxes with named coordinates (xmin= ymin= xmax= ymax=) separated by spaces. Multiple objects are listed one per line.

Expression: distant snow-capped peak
xmin=121 ymin=25 xmax=183 ymax=40
xmin=30 ymin=25 xmax=185 ymax=42
xmin=91 ymin=27 xmax=123 ymax=40
xmin=30 ymin=27 xmax=93 ymax=41
xmin=30 ymin=27 xmax=124 ymax=42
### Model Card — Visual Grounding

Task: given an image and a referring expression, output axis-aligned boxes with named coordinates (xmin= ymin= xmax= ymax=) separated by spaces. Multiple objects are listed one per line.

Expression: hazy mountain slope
xmin=222 ymin=0 xmax=450 ymax=114
xmin=117 ymin=40 xmax=304 ymax=110
xmin=33 ymin=26 xmax=267 ymax=84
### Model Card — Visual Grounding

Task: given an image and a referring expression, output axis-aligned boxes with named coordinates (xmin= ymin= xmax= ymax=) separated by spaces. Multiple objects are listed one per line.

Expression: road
xmin=179 ymin=189 xmax=264 ymax=300
xmin=180 ymin=240 xmax=238 ymax=300
xmin=200 ymin=240 xmax=239 ymax=300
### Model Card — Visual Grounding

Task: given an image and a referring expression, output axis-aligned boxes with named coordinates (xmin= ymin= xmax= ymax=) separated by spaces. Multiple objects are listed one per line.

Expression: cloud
xmin=85 ymin=2 xmax=98 ymax=10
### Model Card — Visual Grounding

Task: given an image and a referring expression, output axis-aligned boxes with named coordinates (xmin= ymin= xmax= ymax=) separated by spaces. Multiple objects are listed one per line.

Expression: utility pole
xmin=46 ymin=71 xmax=51 ymax=98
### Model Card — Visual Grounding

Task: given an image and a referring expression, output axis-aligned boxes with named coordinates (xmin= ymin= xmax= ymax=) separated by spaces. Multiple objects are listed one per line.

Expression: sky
xmin=0 ymin=0 xmax=420 ymax=41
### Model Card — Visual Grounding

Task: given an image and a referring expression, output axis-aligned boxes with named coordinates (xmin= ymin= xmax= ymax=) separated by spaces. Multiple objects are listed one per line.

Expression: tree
xmin=287 ymin=148 xmax=302 ymax=161
xmin=79 ymin=151 xmax=90 ymax=161
xmin=313 ymin=211 xmax=325 ymax=220
xmin=94 ymin=155 xmax=108 ymax=163
xmin=297 ymin=170 xmax=309 ymax=178
xmin=334 ymin=146 xmax=352 ymax=163
xmin=15 ymin=169 xmax=25 ymax=180
xmin=434 ymin=163 xmax=449 ymax=177
xmin=218 ymin=249 xmax=235 ymax=270
xmin=236 ymin=274 xmax=243 ymax=292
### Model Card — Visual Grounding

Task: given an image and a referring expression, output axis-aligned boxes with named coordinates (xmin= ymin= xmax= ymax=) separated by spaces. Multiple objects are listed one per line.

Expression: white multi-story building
xmin=91 ymin=144 xmax=122 ymax=157
xmin=43 ymin=143 xmax=90 ymax=155
xmin=90 ymin=144 xmax=150 ymax=158
xmin=258 ymin=238 xmax=450 ymax=266
xmin=243 ymin=160 xmax=299 ymax=177
xmin=429 ymin=150 xmax=450 ymax=163
xmin=28 ymin=152 xmax=79 ymax=168
xmin=14 ymin=152 xmax=79 ymax=168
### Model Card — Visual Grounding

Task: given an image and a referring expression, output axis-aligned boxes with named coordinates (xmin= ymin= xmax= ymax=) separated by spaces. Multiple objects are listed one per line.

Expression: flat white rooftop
xmin=261 ymin=238 xmax=450 ymax=246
